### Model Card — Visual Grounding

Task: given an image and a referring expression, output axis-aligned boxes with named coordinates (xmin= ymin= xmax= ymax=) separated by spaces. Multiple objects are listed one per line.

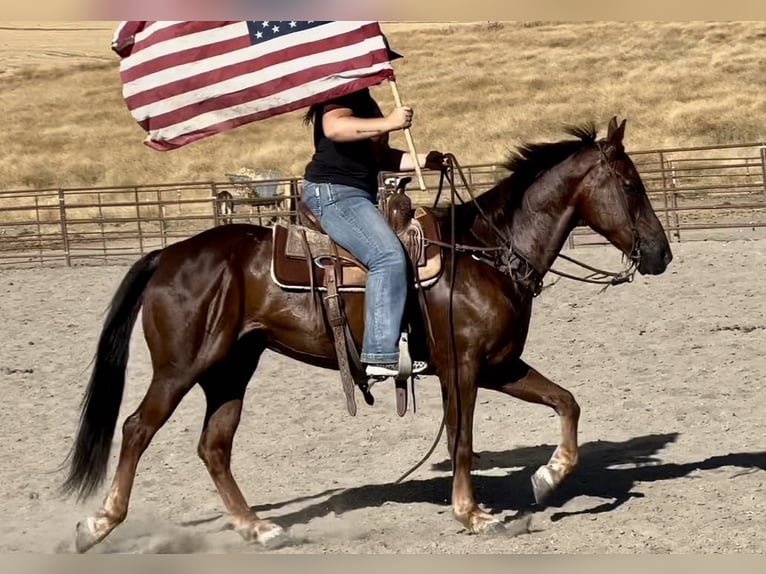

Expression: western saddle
xmin=270 ymin=177 xmax=443 ymax=417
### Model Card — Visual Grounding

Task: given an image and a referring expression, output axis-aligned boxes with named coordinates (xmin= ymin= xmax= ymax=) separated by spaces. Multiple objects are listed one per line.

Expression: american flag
xmin=112 ymin=21 xmax=398 ymax=151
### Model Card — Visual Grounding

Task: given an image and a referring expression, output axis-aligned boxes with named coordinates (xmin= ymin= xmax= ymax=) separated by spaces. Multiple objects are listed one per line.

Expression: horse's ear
xmin=607 ymin=116 xmax=618 ymax=138
xmin=606 ymin=118 xmax=627 ymax=147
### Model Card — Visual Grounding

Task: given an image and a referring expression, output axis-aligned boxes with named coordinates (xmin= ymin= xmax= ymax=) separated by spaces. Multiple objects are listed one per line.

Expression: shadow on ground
xmin=249 ymin=432 xmax=766 ymax=528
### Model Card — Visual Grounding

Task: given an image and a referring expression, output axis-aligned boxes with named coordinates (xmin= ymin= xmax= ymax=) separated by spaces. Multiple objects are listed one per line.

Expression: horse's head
xmin=575 ymin=117 xmax=672 ymax=275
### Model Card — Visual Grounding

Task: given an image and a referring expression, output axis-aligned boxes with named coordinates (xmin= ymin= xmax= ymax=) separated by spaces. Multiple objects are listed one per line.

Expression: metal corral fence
xmin=570 ymin=141 xmax=766 ymax=247
xmin=1 ymin=142 xmax=766 ymax=267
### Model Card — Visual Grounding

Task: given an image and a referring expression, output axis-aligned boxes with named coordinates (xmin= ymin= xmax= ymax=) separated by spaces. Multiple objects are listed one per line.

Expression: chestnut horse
xmin=61 ymin=118 xmax=672 ymax=551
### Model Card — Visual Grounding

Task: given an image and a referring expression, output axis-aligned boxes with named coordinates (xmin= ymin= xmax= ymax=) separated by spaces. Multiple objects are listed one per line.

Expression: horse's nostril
xmin=662 ymin=249 xmax=673 ymax=265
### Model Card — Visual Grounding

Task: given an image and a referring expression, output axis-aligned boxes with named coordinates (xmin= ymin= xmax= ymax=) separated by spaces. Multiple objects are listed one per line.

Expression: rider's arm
xmin=375 ymin=143 xmax=443 ymax=173
xmin=398 ymin=152 xmax=430 ymax=171
xmin=322 ymin=105 xmax=411 ymax=143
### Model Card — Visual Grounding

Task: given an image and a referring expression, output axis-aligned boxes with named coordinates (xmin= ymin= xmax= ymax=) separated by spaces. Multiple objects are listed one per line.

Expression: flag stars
xmin=247 ymin=20 xmax=327 ymax=44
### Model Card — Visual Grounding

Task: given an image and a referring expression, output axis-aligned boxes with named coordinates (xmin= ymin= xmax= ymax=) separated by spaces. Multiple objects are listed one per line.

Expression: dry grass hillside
xmin=1 ymin=20 xmax=765 ymax=190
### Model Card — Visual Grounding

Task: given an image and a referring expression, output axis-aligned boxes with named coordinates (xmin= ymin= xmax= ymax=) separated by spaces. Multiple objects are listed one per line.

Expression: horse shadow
xmin=247 ymin=432 xmax=766 ymax=529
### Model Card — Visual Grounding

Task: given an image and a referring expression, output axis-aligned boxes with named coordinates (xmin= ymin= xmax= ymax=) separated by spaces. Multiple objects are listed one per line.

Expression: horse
xmin=61 ymin=117 xmax=672 ymax=552
xmin=214 ymin=189 xmax=235 ymax=225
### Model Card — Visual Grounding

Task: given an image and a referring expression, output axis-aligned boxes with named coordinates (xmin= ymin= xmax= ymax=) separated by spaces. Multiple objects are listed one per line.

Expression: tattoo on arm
xmin=355 ymin=128 xmax=385 ymax=134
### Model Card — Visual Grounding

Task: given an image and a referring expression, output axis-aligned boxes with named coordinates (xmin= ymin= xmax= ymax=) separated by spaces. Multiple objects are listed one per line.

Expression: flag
xmin=111 ymin=21 xmax=399 ymax=151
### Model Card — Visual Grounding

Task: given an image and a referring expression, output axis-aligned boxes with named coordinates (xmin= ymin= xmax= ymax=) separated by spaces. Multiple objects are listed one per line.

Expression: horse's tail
xmin=61 ymin=249 xmax=162 ymax=501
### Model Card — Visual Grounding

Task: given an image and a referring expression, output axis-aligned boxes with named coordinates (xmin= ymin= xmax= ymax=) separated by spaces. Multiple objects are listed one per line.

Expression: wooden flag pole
xmin=389 ymin=78 xmax=427 ymax=191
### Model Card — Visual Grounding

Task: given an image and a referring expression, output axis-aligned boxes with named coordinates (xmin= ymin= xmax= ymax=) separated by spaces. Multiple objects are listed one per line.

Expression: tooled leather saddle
xmin=270 ymin=177 xmax=444 ymax=417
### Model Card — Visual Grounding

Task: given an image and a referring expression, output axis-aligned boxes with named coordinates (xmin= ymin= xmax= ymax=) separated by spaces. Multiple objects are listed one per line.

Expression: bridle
xmin=425 ymin=147 xmax=640 ymax=296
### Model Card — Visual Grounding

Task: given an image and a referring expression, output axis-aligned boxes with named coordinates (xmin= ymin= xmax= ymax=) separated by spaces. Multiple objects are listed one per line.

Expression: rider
xmin=301 ymin=86 xmax=444 ymax=379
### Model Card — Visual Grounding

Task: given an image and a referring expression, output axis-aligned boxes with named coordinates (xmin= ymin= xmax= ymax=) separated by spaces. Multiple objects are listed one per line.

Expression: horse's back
xmin=145 ymin=223 xmax=273 ymax=288
xmin=166 ymin=223 xmax=271 ymax=256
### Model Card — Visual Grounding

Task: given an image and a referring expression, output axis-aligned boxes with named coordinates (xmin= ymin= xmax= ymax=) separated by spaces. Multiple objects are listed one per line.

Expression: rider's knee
xmin=376 ymin=242 xmax=407 ymax=271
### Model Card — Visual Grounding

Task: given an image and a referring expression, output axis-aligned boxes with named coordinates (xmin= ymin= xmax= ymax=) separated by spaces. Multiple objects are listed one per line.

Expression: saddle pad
xmin=284 ymin=224 xmax=333 ymax=260
xmin=271 ymin=207 xmax=444 ymax=292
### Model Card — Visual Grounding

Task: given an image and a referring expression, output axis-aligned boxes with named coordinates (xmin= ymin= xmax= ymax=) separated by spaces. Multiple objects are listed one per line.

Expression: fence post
xmin=35 ymin=195 xmax=43 ymax=264
xmin=211 ymin=182 xmax=220 ymax=226
xmin=57 ymin=187 xmax=71 ymax=266
xmin=760 ymin=144 xmax=766 ymax=200
xmin=157 ymin=189 xmax=167 ymax=248
xmin=658 ymin=152 xmax=673 ymax=242
xmin=96 ymin=192 xmax=107 ymax=263
xmin=134 ymin=186 xmax=144 ymax=254
xmin=669 ymin=160 xmax=681 ymax=242
xmin=287 ymin=178 xmax=297 ymax=224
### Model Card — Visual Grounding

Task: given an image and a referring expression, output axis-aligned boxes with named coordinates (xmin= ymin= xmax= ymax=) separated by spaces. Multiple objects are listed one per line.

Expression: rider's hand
xmin=424 ymin=150 xmax=447 ymax=170
xmin=386 ymin=106 xmax=413 ymax=131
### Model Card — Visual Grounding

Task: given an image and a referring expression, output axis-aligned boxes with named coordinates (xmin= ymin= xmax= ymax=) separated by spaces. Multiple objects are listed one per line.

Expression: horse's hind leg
xmin=74 ymin=370 xmax=197 ymax=552
xmin=196 ymin=337 xmax=290 ymax=548
xmin=480 ymin=359 xmax=580 ymax=506
xmin=439 ymin=364 xmax=505 ymax=534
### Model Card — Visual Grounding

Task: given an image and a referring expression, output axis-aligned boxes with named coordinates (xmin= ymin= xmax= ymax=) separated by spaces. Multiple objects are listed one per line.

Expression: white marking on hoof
xmin=258 ymin=524 xmax=291 ymax=549
xmin=74 ymin=517 xmax=99 ymax=554
xmin=531 ymin=465 xmax=557 ymax=505
xmin=534 ymin=465 xmax=555 ymax=487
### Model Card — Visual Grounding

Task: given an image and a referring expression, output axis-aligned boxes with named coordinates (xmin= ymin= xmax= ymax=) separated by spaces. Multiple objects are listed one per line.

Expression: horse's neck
xmin=511 ymin=195 xmax=577 ymax=273
xmin=473 ymin=154 xmax=587 ymax=274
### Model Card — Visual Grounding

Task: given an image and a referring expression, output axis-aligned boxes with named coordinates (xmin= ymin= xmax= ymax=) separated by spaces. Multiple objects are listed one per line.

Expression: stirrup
xmin=364 ymin=332 xmax=427 ymax=379
xmin=365 ymin=361 xmax=428 ymax=378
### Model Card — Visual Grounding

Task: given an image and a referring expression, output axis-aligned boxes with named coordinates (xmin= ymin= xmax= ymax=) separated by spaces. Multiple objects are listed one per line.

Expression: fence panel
xmin=568 ymin=142 xmax=766 ymax=246
xmin=1 ymin=142 xmax=765 ymax=267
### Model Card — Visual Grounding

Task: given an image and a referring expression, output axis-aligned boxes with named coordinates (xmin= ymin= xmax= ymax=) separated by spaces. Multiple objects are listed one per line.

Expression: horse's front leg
xmin=480 ymin=358 xmax=581 ymax=505
xmin=442 ymin=364 xmax=504 ymax=534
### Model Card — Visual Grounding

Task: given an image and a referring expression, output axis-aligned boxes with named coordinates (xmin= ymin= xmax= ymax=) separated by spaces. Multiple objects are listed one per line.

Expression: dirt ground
xmin=0 ymin=238 xmax=764 ymax=554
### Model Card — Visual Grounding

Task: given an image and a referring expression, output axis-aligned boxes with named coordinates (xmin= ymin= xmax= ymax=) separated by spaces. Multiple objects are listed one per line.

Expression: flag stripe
xmin=123 ymin=22 xmax=244 ymax=71
xmin=123 ymin=21 xmax=359 ymax=74
xmin=143 ymin=74 xmax=391 ymax=151
xmin=120 ymin=21 xmax=381 ymax=87
xmin=137 ymin=51 xmax=392 ymax=132
xmin=120 ymin=35 xmax=251 ymax=85
xmin=111 ymin=20 xmax=397 ymax=150
xmin=130 ymin=21 xmax=232 ymax=55
xmin=126 ymin=35 xmax=389 ymax=114
xmin=111 ymin=20 xmax=147 ymax=57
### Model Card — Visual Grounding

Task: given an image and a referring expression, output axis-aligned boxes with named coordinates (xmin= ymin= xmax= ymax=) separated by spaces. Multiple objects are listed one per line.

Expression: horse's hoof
xmin=74 ymin=517 xmax=99 ymax=554
xmin=531 ymin=465 xmax=556 ymax=506
xmin=461 ymin=510 xmax=505 ymax=535
xmin=478 ymin=518 xmax=506 ymax=535
xmin=257 ymin=524 xmax=292 ymax=549
xmin=506 ymin=511 xmax=534 ymax=537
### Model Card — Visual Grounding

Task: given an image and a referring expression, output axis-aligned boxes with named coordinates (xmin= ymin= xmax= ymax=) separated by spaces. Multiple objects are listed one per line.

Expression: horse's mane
xmin=499 ymin=122 xmax=598 ymax=199
xmin=452 ymin=122 xmax=599 ymax=230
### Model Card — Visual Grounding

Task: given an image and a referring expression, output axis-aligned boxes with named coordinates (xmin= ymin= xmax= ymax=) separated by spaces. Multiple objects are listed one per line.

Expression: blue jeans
xmin=301 ymin=180 xmax=407 ymax=364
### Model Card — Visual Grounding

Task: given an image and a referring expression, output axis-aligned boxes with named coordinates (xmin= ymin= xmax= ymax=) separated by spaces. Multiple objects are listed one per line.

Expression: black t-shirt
xmin=303 ymin=89 xmax=387 ymax=196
